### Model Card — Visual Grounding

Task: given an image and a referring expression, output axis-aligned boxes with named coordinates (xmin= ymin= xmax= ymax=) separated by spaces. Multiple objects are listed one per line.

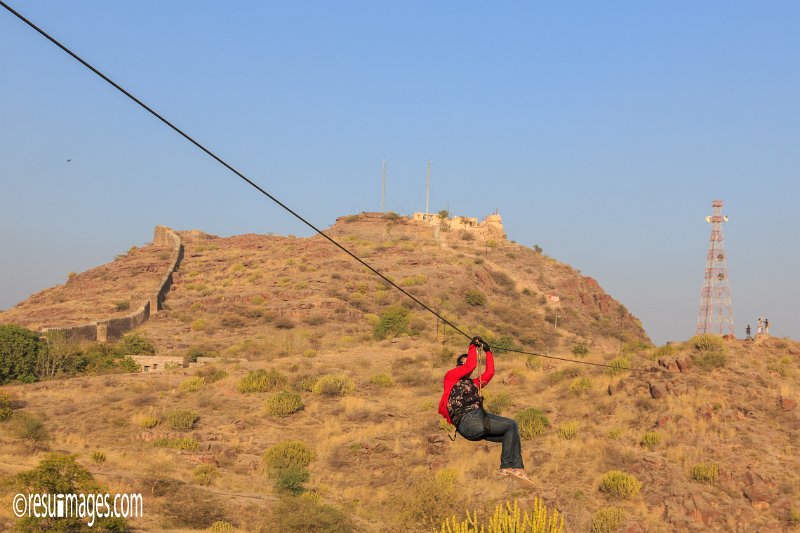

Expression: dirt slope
xmin=2 ymin=213 xmax=798 ymax=531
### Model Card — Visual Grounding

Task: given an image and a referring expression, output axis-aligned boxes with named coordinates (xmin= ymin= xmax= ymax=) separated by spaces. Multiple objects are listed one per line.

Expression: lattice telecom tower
xmin=696 ymin=199 xmax=734 ymax=336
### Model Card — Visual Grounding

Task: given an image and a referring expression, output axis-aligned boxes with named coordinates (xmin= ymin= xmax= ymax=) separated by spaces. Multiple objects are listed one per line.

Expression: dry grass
xmin=2 ymin=225 xmax=799 ymax=531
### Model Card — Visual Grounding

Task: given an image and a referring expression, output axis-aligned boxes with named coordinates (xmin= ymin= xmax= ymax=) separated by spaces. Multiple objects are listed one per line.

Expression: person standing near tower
xmin=765 ymin=318 xmax=769 ymax=334
xmin=746 ymin=324 xmax=752 ymax=340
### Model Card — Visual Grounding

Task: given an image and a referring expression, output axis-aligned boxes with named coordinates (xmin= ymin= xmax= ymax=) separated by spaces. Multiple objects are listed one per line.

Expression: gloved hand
xmin=470 ymin=336 xmax=484 ymax=348
xmin=481 ymin=339 xmax=491 ymax=352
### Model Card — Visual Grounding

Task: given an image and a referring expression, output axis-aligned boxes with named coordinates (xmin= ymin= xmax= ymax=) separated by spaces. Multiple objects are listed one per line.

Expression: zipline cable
xmin=0 ymin=1 xmax=670 ymax=376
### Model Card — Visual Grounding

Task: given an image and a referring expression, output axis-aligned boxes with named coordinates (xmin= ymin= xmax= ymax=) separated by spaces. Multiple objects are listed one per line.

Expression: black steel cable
xmin=0 ymin=1 xmax=669 ymax=375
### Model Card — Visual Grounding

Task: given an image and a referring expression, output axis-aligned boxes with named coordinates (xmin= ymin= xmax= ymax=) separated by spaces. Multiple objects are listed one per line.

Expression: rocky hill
xmin=0 ymin=212 xmax=647 ymax=355
xmin=1 ymin=213 xmax=798 ymax=532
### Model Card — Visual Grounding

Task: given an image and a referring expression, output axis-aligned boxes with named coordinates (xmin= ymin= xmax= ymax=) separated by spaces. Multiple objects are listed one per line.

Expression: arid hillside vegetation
xmin=1 ymin=213 xmax=798 ymax=532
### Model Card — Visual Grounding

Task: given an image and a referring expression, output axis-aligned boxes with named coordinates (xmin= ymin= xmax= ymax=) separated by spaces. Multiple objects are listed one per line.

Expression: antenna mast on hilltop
xmin=381 ymin=160 xmax=387 ymax=213
xmin=696 ymin=199 xmax=734 ymax=336
xmin=426 ymin=160 xmax=431 ymax=216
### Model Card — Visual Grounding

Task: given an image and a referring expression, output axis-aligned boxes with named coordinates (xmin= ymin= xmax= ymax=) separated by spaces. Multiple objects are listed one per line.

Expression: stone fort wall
xmin=41 ymin=226 xmax=183 ymax=343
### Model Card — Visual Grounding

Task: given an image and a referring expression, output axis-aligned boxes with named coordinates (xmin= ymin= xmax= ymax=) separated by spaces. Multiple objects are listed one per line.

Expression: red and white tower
xmin=696 ymin=200 xmax=734 ymax=336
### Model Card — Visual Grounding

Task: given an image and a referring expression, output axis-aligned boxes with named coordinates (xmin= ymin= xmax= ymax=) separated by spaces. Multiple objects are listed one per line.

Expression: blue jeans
xmin=456 ymin=409 xmax=524 ymax=469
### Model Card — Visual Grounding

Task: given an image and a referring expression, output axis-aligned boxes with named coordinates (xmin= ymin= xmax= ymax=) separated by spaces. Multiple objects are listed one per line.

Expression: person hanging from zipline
xmin=438 ymin=336 xmax=530 ymax=482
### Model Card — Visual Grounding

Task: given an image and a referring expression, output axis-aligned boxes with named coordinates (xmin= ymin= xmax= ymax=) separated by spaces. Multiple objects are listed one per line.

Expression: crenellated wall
xmin=41 ymin=226 xmax=183 ymax=343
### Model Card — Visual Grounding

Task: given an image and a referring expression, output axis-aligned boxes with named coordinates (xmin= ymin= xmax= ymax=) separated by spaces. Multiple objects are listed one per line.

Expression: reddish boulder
xmin=658 ymin=356 xmax=680 ymax=372
xmin=649 ymin=382 xmax=666 ymax=400
xmin=675 ymin=354 xmax=693 ymax=372
xmin=743 ymin=474 xmax=778 ymax=510
xmin=780 ymin=397 xmax=797 ymax=411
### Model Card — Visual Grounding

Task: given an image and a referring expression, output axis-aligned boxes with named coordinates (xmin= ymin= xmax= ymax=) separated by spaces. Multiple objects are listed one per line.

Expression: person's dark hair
xmin=456 ymin=353 xmax=469 ymax=366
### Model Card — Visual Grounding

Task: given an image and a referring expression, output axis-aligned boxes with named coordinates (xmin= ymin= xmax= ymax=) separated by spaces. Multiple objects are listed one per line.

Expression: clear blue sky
xmin=1 ymin=1 xmax=798 ymax=345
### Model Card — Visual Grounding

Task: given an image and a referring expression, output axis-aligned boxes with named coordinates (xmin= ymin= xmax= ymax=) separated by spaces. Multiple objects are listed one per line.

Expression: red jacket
xmin=438 ymin=344 xmax=494 ymax=425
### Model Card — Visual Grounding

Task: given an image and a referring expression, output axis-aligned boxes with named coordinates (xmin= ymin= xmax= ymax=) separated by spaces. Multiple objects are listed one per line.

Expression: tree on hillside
xmin=14 ymin=453 xmax=128 ymax=531
xmin=114 ymin=333 xmax=156 ymax=356
xmin=374 ymin=306 xmax=410 ymax=340
xmin=38 ymin=331 xmax=81 ymax=380
xmin=0 ymin=324 xmax=42 ymax=384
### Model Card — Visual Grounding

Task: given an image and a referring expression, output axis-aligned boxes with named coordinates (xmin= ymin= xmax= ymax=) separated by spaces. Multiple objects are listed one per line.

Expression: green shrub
xmin=270 ymin=496 xmax=353 ymax=532
xmin=789 ymin=508 xmax=800 ymax=526
xmin=0 ymin=324 xmax=42 ymax=384
xmin=263 ymin=441 xmax=315 ymax=472
xmin=607 ymin=428 xmax=622 ymax=440
xmin=193 ymin=464 xmax=218 ymax=486
xmin=0 ymin=393 xmax=13 ymax=421
xmin=591 ymin=506 xmax=625 ymax=533
xmin=13 ymin=453 xmax=128 ymax=531
xmin=401 ymin=275 xmax=427 ymax=286
xmin=195 ymin=366 xmax=227 ymax=383
xmin=489 ymin=335 xmax=517 ymax=353
xmin=400 ymin=468 xmax=462 ymax=528
xmin=691 ymin=334 xmax=725 ymax=352
xmin=440 ymin=499 xmax=564 ymax=533
xmin=114 ymin=300 xmax=130 ymax=312
xmin=153 ymin=437 xmax=199 ymax=451
xmin=77 ymin=343 xmax=140 ymax=375
xmin=558 ymin=420 xmax=581 ymax=440
xmin=485 ymin=392 xmax=512 ymax=415
xmin=767 ymin=360 xmax=791 ymax=377
xmin=690 ymin=462 xmax=719 ymax=484
xmin=526 ymin=355 xmax=542 ymax=370
xmin=464 ymin=290 xmax=487 ymax=307
xmin=312 ymin=374 xmax=356 ymax=396
xmin=115 ymin=332 xmax=156 ymax=355
xmin=640 ymin=432 xmax=661 ymax=449
xmin=274 ymin=465 xmax=309 ymax=495
xmin=694 ymin=351 xmax=728 ymax=370
xmin=373 ymin=305 xmax=410 ymax=339
xmin=547 ymin=366 xmax=582 ymax=386
xmin=186 ymin=345 xmax=220 ymax=363
xmin=605 ymin=355 xmax=631 ymax=376
xmin=569 ymin=376 xmax=592 ymax=397
xmin=9 ymin=412 xmax=48 ymax=450
xmin=265 ymin=391 xmax=304 ymax=417
xmin=652 ymin=343 xmax=677 ymax=361
xmin=295 ymin=375 xmax=318 ymax=392
xmin=621 ymin=340 xmax=649 ymax=355
xmin=179 ymin=376 xmax=206 ymax=392
xmin=571 ymin=343 xmax=589 ymax=357
xmin=166 ymin=409 xmax=198 ymax=431
xmin=209 ymin=521 xmax=236 ymax=533
xmin=515 ymin=408 xmax=549 ymax=439
xmin=137 ymin=413 xmax=160 ymax=429
xmin=91 ymin=451 xmax=106 ymax=464
xmin=369 ymin=373 xmax=393 ymax=387
xmin=237 ymin=368 xmax=287 ymax=393
xmin=303 ymin=349 xmax=318 ymax=358
xmin=599 ymin=471 xmax=642 ymax=499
